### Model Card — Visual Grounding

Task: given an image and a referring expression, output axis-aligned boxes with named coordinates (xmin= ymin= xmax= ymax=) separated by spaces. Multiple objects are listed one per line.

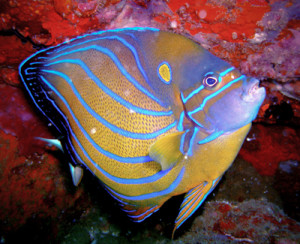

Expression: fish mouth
xmin=242 ymin=78 xmax=266 ymax=103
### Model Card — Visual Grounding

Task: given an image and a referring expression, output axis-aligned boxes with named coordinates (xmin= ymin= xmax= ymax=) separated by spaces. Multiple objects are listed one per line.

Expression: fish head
xmin=182 ymin=65 xmax=266 ymax=133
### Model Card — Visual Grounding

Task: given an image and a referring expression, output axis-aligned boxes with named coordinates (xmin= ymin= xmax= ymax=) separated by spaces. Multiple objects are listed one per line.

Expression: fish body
xmin=19 ymin=27 xmax=266 ymax=234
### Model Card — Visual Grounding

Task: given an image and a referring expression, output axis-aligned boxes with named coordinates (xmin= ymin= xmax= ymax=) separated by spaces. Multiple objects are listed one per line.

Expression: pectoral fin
xmin=149 ymin=131 xmax=184 ymax=170
xmin=172 ymin=176 xmax=223 ymax=238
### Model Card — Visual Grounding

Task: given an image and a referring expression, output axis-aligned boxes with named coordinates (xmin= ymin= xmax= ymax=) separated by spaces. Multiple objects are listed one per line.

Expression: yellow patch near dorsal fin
xmin=149 ymin=131 xmax=185 ymax=170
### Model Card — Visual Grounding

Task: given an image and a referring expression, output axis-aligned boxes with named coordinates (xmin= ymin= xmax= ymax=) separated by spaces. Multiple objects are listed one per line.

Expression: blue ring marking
xmin=181 ymin=85 xmax=204 ymax=104
xmin=42 ymin=69 xmax=174 ymax=139
xmin=157 ymin=61 xmax=172 ymax=84
xmin=188 ymin=75 xmax=245 ymax=116
xmin=45 ymin=42 xmax=163 ymax=106
xmin=187 ymin=127 xmax=199 ymax=156
xmin=37 ymin=78 xmax=175 ymax=185
xmin=175 ymin=176 xmax=221 ymax=229
xmin=40 ymin=75 xmax=176 ymax=163
xmin=177 ymin=111 xmax=185 ymax=132
xmin=104 ymin=167 xmax=185 ymax=201
xmin=46 ymin=35 xmax=153 ymax=94
xmin=44 ymin=59 xmax=172 ymax=117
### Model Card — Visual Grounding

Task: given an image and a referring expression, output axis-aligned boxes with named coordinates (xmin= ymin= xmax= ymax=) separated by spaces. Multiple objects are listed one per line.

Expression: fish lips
xmin=242 ymin=78 xmax=266 ymax=103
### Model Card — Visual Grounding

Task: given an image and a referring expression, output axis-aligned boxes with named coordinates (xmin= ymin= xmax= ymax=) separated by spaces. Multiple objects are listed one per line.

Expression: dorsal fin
xmin=172 ymin=176 xmax=223 ymax=238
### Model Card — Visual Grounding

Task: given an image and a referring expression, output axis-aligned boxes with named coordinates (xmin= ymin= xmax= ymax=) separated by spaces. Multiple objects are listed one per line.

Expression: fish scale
xmin=19 ymin=27 xmax=266 ymax=237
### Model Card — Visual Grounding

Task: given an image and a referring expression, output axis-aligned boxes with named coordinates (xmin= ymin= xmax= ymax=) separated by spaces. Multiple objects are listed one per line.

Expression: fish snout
xmin=242 ymin=78 xmax=266 ymax=103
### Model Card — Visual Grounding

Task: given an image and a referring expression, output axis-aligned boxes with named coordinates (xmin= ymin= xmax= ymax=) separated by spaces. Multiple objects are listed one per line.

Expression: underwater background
xmin=0 ymin=0 xmax=299 ymax=243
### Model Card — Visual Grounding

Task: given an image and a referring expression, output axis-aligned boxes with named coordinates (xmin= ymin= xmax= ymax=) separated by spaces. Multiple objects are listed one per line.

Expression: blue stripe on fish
xmin=187 ymin=127 xmax=199 ymax=156
xmin=180 ymin=129 xmax=189 ymax=154
xmin=181 ymin=85 xmax=204 ymax=104
xmin=218 ymin=67 xmax=235 ymax=81
xmin=41 ymin=69 xmax=174 ymax=139
xmin=105 ymin=167 xmax=185 ymax=201
xmin=46 ymin=42 xmax=163 ymax=106
xmin=40 ymin=76 xmax=176 ymax=163
xmin=34 ymin=78 xmax=175 ymax=186
xmin=44 ymin=59 xmax=172 ymax=116
xmin=177 ymin=111 xmax=185 ymax=131
xmin=130 ymin=206 xmax=160 ymax=222
xmin=46 ymin=35 xmax=152 ymax=91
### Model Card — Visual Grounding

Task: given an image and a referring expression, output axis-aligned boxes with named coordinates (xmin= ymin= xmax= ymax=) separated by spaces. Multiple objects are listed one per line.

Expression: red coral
xmin=239 ymin=124 xmax=300 ymax=176
xmin=0 ymin=129 xmax=86 ymax=233
xmin=184 ymin=200 xmax=300 ymax=242
xmin=0 ymin=84 xmax=53 ymax=155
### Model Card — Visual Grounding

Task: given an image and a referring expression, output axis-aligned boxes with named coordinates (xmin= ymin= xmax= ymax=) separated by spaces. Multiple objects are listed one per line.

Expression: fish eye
xmin=203 ymin=75 xmax=218 ymax=87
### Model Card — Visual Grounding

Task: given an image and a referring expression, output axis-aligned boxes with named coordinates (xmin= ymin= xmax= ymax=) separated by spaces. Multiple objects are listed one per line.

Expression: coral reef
xmin=0 ymin=0 xmax=299 ymax=242
xmin=175 ymin=199 xmax=300 ymax=243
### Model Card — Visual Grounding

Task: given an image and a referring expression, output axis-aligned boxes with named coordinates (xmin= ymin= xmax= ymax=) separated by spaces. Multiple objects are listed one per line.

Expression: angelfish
xmin=19 ymin=27 xmax=266 ymax=236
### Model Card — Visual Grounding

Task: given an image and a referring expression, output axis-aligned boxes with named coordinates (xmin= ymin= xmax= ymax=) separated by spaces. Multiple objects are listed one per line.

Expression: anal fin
xmin=172 ymin=176 xmax=223 ymax=238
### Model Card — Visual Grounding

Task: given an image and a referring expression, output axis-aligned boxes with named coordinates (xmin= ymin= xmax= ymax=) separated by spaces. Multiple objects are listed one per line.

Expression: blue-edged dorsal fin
xmin=149 ymin=131 xmax=185 ymax=170
xmin=172 ymin=176 xmax=223 ymax=238
xmin=69 ymin=163 xmax=84 ymax=187
xmin=35 ymin=137 xmax=64 ymax=151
